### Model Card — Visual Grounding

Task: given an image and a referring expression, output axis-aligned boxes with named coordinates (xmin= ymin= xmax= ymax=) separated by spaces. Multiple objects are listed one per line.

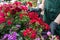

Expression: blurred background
xmin=0 ymin=0 xmax=42 ymax=7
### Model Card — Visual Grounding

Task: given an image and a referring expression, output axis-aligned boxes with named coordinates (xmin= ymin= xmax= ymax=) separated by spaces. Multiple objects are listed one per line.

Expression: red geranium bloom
xmin=15 ymin=7 xmax=21 ymax=12
xmin=28 ymin=12 xmax=34 ymax=19
xmin=30 ymin=33 xmax=36 ymax=39
xmin=4 ymin=7 xmax=10 ymax=13
xmin=28 ymin=12 xmax=38 ymax=19
xmin=0 ymin=12 xmax=5 ymax=17
xmin=33 ymin=12 xmax=39 ymax=19
xmin=0 ymin=6 xmax=2 ymax=11
xmin=29 ymin=19 xmax=37 ymax=24
xmin=44 ymin=23 xmax=50 ymax=30
xmin=13 ymin=1 xmax=22 ymax=6
xmin=19 ymin=13 xmax=28 ymax=19
xmin=23 ymin=28 xmax=36 ymax=39
xmin=10 ymin=9 xmax=16 ymax=15
xmin=0 ymin=17 xmax=6 ymax=24
xmin=37 ymin=18 xmax=44 ymax=25
xmin=21 ymin=5 xmax=28 ymax=11
xmin=7 ymin=20 xmax=12 ymax=25
xmin=23 ymin=30 xmax=27 ymax=36
xmin=28 ymin=28 xmax=33 ymax=31
xmin=26 ymin=2 xmax=32 ymax=7
xmin=19 ymin=14 xmax=23 ymax=19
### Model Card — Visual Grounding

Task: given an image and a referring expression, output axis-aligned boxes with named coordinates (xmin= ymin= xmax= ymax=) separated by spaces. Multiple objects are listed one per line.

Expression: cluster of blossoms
xmin=2 ymin=32 xmax=17 ymax=40
xmin=0 ymin=12 xmax=6 ymax=24
xmin=0 ymin=1 xmax=59 ymax=40
xmin=29 ymin=12 xmax=50 ymax=30
xmin=0 ymin=1 xmax=32 ymax=25
xmin=20 ymin=11 xmax=50 ymax=30
xmin=23 ymin=28 xmax=36 ymax=39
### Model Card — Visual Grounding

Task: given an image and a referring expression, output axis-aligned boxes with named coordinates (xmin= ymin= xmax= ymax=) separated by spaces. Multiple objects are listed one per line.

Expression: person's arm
xmin=50 ymin=14 xmax=60 ymax=35
xmin=39 ymin=0 xmax=44 ymax=8
xmin=29 ymin=0 xmax=45 ymax=11
xmin=39 ymin=0 xmax=45 ymax=15
xmin=42 ymin=0 xmax=45 ymax=4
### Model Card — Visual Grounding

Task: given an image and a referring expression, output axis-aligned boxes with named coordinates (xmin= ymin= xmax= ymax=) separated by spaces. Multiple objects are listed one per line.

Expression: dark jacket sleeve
xmin=29 ymin=8 xmax=42 ymax=12
xmin=50 ymin=22 xmax=59 ymax=35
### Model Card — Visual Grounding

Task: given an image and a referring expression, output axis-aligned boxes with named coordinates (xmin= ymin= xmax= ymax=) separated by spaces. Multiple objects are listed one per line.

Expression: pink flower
xmin=47 ymin=31 xmax=51 ymax=36
xmin=35 ymin=38 xmax=40 ymax=40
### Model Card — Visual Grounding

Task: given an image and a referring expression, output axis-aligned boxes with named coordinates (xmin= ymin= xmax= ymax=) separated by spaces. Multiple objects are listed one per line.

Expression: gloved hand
xmin=39 ymin=4 xmax=44 ymax=11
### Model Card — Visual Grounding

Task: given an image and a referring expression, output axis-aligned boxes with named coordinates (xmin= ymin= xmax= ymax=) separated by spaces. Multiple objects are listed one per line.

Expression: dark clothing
xmin=44 ymin=0 xmax=60 ymax=35
xmin=50 ymin=22 xmax=59 ymax=35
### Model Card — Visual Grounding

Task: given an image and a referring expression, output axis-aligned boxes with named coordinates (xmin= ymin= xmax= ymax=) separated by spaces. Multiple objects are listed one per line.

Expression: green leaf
xmin=17 ymin=34 xmax=23 ymax=40
xmin=0 ymin=23 xmax=5 ymax=30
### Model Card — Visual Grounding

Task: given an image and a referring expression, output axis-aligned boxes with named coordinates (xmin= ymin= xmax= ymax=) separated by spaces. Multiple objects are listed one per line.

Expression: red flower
xmin=13 ymin=1 xmax=22 ymax=6
xmin=0 ymin=12 xmax=5 ymax=17
xmin=4 ymin=7 xmax=10 ymax=13
xmin=33 ymin=12 xmax=39 ymax=19
xmin=44 ymin=23 xmax=50 ymax=30
xmin=28 ymin=12 xmax=38 ymax=19
xmin=23 ymin=30 xmax=27 ymax=36
xmin=37 ymin=18 xmax=44 ymax=25
xmin=21 ymin=5 xmax=28 ymax=11
xmin=30 ymin=33 xmax=36 ymax=39
xmin=26 ymin=28 xmax=31 ymax=33
xmin=0 ymin=6 xmax=2 ymax=11
xmin=0 ymin=17 xmax=6 ymax=24
xmin=28 ymin=12 xmax=34 ymax=19
xmin=15 ymin=7 xmax=21 ymax=12
xmin=19 ymin=14 xmax=23 ymax=19
xmin=7 ymin=20 xmax=12 ymax=25
xmin=26 ymin=2 xmax=32 ymax=7
xmin=30 ymin=30 xmax=36 ymax=39
xmin=28 ymin=28 xmax=33 ymax=31
xmin=56 ymin=36 xmax=60 ymax=39
xmin=31 ymin=30 xmax=36 ymax=34
xmin=29 ymin=19 xmax=36 ymax=24
xmin=19 ymin=13 xmax=28 ymax=19
xmin=23 ymin=28 xmax=36 ymax=39
xmin=3 ymin=4 xmax=8 ymax=8
xmin=10 ymin=9 xmax=16 ymax=15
